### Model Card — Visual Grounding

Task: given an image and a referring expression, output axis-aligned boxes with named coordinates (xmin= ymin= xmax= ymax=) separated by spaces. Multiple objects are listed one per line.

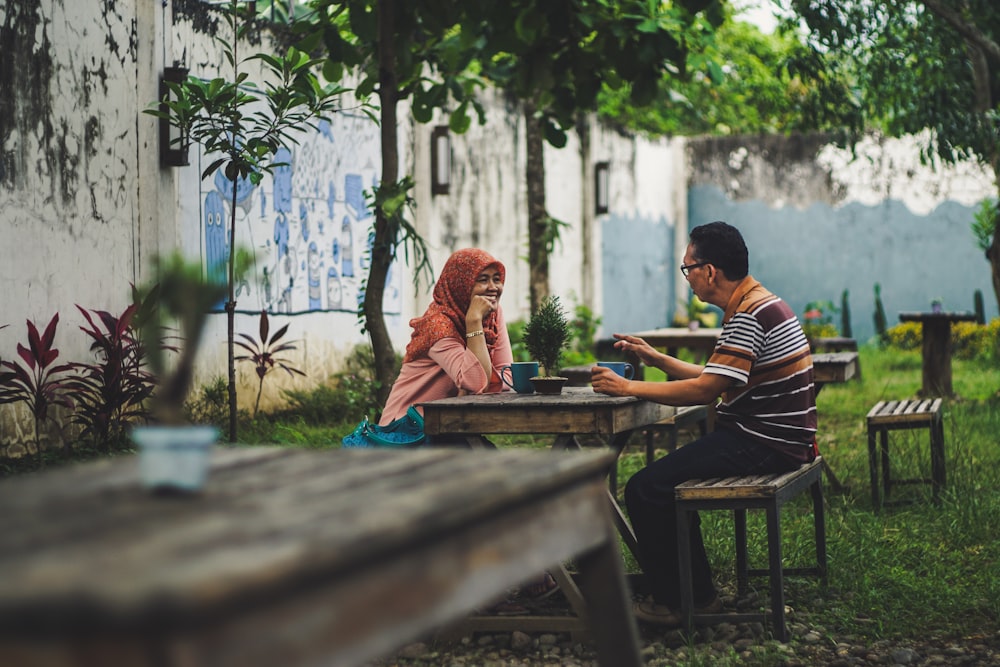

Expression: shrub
xmin=65 ymin=304 xmax=155 ymax=452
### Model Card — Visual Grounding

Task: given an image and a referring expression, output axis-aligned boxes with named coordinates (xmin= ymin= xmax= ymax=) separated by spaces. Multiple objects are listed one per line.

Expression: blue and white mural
xmin=196 ymin=112 xmax=402 ymax=315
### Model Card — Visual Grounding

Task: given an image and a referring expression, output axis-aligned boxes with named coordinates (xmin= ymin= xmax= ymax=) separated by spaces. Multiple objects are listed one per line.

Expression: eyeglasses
xmin=680 ymin=261 xmax=708 ymax=277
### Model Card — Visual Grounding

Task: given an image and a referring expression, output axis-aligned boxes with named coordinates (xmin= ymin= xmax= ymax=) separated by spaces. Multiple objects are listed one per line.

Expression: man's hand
xmin=612 ymin=334 xmax=659 ymax=366
xmin=591 ymin=365 xmax=631 ymax=396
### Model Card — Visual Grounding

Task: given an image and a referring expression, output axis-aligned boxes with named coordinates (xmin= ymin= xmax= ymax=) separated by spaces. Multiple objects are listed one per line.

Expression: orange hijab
xmin=403 ymin=248 xmax=506 ymax=363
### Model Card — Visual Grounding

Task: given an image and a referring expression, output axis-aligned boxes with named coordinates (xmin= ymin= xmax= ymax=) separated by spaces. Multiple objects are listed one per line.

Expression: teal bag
xmin=342 ymin=406 xmax=425 ymax=448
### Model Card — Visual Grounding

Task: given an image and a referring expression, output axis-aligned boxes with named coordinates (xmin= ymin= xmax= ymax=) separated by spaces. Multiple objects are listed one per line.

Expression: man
xmin=591 ymin=220 xmax=817 ymax=626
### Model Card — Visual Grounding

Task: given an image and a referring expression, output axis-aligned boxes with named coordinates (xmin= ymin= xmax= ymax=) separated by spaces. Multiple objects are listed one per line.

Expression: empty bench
xmin=866 ymin=398 xmax=945 ymax=510
xmin=675 ymin=457 xmax=827 ymax=642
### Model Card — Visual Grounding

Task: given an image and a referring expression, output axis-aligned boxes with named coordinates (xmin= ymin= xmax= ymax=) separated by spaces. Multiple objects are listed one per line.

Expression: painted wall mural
xmin=196 ymin=111 xmax=402 ymax=315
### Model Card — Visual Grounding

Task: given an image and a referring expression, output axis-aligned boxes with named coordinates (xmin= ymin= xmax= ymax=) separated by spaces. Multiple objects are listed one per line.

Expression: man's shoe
xmin=633 ymin=595 xmax=723 ymax=627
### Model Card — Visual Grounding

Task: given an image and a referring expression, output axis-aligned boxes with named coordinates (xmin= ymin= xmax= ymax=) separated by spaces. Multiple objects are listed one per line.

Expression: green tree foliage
xmin=784 ymin=0 xmax=1000 ymax=311
xmin=470 ymin=0 xmax=725 ymax=312
xmin=598 ymin=16 xmax=862 ymax=137
xmin=150 ymin=0 xmax=348 ymax=439
xmin=301 ymin=0 xmax=489 ymax=406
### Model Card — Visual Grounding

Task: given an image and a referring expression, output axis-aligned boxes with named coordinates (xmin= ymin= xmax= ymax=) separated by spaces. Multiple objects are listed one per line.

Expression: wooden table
xmin=625 ymin=327 xmax=724 ymax=377
xmin=0 ymin=446 xmax=641 ymax=667
xmin=899 ymin=311 xmax=976 ymax=396
xmin=420 ymin=387 xmax=673 ymax=623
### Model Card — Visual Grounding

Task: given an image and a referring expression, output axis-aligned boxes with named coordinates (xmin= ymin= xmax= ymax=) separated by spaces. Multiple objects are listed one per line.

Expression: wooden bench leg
xmin=931 ymin=414 xmax=946 ymax=504
xmin=867 ymin=425 xmax=881 ymax=511
xmin=765 ymin=504 xmax=787 ymax=642
xmin=811 ymin=479 xmax=828 ymax=586
xmin=734 ymin=509 xmax=749 ymax=596
xmin=676 ymin=507 xmax=696 ymax=635
xmin=880 ymin=428 xmax=891 ymax=503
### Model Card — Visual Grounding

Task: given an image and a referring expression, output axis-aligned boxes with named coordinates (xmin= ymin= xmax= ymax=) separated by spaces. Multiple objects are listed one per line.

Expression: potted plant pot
xmin=530 ymin=376 xmax=568 ymax=394
xmin=131 ymin=425 xmax=219 ymax=493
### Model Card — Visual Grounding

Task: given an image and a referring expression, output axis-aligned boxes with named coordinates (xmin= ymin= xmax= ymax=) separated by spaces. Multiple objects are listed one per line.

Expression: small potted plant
xmin=130 ymin=250 xmax=251 ymax=493
xmin=521 ymin=295 xmax=572 ymax=394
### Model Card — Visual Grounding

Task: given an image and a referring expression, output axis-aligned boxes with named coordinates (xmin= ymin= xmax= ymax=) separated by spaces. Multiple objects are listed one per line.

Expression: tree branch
xmin=919 ymin=0 xmax=1000 ymax=63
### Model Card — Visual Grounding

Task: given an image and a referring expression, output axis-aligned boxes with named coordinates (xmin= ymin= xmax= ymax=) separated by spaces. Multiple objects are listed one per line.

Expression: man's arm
xmin=591 ymin=366 xmax=732 ymax=406
xmin=611 ymin=333 xmax=704 ymax=379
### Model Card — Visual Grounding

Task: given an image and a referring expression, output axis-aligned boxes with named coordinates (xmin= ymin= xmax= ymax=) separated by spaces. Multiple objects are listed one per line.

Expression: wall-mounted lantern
xmin=594 ymin=161 xmax=610 ymax=215
xmin=431 ymin=125 xmax=451 ymax=196
xmin=159 ymin=65 xmax=190 ymax=168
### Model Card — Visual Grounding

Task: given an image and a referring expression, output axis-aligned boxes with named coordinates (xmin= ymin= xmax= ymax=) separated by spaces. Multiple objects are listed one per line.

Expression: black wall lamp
xmin=594 ymin=161 xmax=609 ymax=215
xmin=159 ymin=65 xmax=190 ymax=168
xmin=431 ymin=125 xmax=451 ymax=195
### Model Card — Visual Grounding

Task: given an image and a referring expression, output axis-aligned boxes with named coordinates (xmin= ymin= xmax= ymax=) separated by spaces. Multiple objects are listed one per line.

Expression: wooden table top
xmin=625 ymin=327 xmax=724 ymax=349
xmin=420 ymin=386 xmax=675 ymax=437
xmin=899 ymin=311 xmax=977 ymax=323
xmin=0 ymin=446 xmax=616 ymax=640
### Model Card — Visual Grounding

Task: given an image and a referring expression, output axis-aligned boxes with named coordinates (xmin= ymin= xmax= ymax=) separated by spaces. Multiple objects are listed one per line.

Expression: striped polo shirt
xmin=704 ymin=276 xmax=817 ymax=462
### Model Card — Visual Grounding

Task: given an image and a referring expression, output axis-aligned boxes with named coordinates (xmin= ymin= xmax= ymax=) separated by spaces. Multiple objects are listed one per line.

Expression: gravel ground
xmin=368 ymin=588 xmax=1000 ymax=666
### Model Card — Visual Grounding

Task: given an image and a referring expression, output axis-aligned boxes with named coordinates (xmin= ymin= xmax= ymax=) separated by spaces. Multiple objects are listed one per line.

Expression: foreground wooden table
xmin=0 ymin=446 xmax=640 ymax=667
xmin=899 ymin=311 xmax=976 ymax=396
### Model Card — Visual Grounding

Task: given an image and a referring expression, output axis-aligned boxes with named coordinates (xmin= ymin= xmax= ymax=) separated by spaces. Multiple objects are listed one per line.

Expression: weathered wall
xmin=0 ymin=1 xmax=678 ymax=453
xmin=688 ymin=132 xmax=997 ymax=343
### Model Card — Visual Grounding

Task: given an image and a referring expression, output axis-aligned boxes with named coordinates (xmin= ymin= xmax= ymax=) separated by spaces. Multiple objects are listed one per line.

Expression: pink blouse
xmin=378 ymin=308 xmax=514 ymax=425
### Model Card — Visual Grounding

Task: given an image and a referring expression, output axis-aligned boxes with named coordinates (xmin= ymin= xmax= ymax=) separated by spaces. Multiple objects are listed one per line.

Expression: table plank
xmin=0 ymin=447 xmax=616 ymax=636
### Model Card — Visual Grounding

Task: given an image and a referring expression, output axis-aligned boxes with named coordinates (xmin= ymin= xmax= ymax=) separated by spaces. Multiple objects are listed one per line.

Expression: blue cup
xmin=597 ymin=361 xmax=634 ymax=379
xmin=501 ymin=361 xmax=539 ymax=394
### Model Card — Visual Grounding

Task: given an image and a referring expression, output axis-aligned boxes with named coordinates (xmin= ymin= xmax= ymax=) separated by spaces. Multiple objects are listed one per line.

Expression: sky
xmin=732 ymin=0 xmax=781 ymax=33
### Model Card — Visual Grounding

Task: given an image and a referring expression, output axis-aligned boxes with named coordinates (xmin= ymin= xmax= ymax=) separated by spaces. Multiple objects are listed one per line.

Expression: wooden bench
xmin=866 ymin=398 xmax=945 ymax=510
xmin=675 ymin=457 xmax=827 ymax=642
xmin=641 ymin=404 xmax=714 ymax=463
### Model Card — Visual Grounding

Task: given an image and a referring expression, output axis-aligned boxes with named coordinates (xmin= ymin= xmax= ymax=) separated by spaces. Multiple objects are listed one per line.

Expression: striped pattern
xmin=705 ymin=278 xmax=817 ymax=462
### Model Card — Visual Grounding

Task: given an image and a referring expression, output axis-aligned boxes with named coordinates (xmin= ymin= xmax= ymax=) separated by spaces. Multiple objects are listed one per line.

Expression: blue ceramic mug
xmin=501 ymin=361 xmax=539 ymax=394
xmin=597 ymin=361 xmax=635 ymax=379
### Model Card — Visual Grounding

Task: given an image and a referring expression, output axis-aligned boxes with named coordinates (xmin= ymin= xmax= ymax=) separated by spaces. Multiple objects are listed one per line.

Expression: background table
xmin=624 ymin=327 xmax=724 ymax=377
xmin=0 ymin=446 xmax=641 ymax=667
xmin=899 ymin=311 xmax=976 ymax=396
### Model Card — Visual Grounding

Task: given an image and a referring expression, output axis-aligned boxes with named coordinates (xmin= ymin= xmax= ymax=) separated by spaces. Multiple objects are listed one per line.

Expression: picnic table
xmin=420 ymin=388 xmax=673 ymax=636
xmin=0 ymin=446 xmax=641 ymax=667
xmin=899 ymin=311 xmax=976 ymax=396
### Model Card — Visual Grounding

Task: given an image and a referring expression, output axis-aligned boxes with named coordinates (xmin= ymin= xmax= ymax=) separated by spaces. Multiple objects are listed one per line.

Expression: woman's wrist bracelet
xmin=466 ymin=330 xmax=484 ymax=339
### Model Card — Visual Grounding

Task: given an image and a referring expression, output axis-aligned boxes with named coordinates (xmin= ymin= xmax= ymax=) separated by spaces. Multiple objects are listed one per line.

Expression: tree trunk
xmin=366 ymin=0 xmax=399 ymax=411
xmin=525 ymin=100 xmax=549 ymax=313
xmin=226 ymin=172 xmax=238 ymax=443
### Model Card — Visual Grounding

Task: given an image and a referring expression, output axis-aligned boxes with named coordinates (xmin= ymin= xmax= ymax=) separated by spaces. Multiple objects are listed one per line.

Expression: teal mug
xmin=597 ymin=361 xmax=634 ymax=379
xmin=501 ymin=361 xmax=539 ymax=394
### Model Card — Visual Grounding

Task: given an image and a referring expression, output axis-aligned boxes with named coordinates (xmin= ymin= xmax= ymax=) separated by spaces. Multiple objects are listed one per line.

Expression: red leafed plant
xmin=234 ymin=310 xmax=306 ymax=417
xmin=0 ymin=314 xmax=75 ymax=460
xmin=64 ymin=300 xmax=158 ymax=452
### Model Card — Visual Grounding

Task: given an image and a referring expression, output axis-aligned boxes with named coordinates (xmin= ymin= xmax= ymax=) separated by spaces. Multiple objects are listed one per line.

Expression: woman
xmin=379 ymin=248 xmax=556 ymax=605
xmin=379 ymin=247 xmax=513 ymax=426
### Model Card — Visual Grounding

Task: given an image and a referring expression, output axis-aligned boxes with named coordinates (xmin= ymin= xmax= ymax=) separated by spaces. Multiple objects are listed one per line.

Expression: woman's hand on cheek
xmin=468 ymin=295 xmax=495 ymax=321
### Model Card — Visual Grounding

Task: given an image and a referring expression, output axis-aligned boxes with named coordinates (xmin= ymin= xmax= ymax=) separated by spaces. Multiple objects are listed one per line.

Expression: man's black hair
xmin=689 ymin=221 xmax=749 ymax=280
